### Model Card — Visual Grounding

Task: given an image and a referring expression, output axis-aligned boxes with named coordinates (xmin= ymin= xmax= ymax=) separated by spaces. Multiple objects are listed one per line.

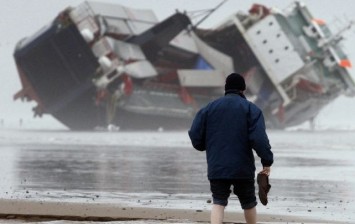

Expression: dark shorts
xmin=209 ymin=179 xmax=257 ymax=209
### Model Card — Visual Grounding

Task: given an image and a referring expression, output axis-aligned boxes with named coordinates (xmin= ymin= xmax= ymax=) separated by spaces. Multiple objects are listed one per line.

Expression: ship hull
xmin=13 ymin=1 xmax=355 ymax=130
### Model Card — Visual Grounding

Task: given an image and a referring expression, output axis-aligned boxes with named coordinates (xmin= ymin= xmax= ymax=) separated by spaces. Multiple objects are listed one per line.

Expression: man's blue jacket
xmin=188 ymin=92 xmax=273 ymax=180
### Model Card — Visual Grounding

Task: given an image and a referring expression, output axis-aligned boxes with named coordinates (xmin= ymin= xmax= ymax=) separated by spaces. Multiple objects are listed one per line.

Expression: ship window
xmin=275 ymin=59 xmax=280 ymax=63
xmin=256 ymin=30 xmax=261 ymax=35
xmin=269 ymin=49 xmax=273 ymax=54
xmin=284 ymin=46 xmax=289 ymax=50
xmin=311 ymin=27 xmax=317 ymax=33
xmin=330 ymin=56 xmax=335 ymax=62
xmin=269 ymin=21 xmax=273 ymax=26
xmin=262 ymin=39 xmax=267 ymax=44
xmin=276 ymin=33 xmax=281 ymax=38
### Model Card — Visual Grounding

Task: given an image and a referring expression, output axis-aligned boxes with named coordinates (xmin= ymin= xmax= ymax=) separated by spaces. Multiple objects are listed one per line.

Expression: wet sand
xmin=0 ymin=129 xmax=354 ymax=223
xmin=0 ymin=194 xmax=339 ymax=223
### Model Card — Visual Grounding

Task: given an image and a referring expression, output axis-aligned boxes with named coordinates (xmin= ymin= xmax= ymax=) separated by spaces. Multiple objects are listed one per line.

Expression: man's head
xmin=225 ymin=73 xmax=246 ymax=92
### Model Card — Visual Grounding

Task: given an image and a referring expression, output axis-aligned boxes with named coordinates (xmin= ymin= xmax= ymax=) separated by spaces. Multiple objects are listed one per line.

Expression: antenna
xmin=334 ymin=20 xmax=354 ymax=40
xmin=319 ymin=20 xmax=354 ymax=47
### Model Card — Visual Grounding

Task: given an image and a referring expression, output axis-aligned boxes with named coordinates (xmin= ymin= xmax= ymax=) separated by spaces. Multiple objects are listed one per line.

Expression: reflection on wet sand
xmin=16 ymin=145 xmax=208 ymax=193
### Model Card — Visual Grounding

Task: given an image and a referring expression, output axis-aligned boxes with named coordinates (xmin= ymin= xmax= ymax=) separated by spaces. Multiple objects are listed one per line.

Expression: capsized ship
xmin=13 ymin=1 xmax=355 ymax=130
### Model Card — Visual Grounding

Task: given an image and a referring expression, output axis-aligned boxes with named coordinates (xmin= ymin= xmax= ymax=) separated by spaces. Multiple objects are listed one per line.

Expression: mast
xmin=189 ymin=0 xmax=228 ymax=29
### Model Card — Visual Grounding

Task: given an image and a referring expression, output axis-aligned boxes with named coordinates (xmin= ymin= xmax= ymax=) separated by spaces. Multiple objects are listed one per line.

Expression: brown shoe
xmin=257 ymin=173 xmax=271 ymax=205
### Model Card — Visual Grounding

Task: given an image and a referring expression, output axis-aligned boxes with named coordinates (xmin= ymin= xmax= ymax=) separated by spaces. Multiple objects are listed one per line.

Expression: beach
xmin=0 ymin=129 xmax=354 ymax=223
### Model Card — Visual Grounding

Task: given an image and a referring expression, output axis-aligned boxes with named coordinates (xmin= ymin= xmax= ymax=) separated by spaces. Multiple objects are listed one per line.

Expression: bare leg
xmin=211 ymin=204 xmax=225 ymax=224
xmin=244 ymin=206 xmax=257 ymax=224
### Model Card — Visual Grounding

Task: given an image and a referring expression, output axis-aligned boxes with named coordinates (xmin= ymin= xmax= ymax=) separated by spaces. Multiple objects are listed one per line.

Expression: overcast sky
xmin=1 ymin=0 xmax=355 ymax=129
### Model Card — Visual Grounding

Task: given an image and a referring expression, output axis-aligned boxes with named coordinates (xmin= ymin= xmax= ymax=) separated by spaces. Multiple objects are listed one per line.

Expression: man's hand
xmin=259 ymin=166 xmax=270 ymax=176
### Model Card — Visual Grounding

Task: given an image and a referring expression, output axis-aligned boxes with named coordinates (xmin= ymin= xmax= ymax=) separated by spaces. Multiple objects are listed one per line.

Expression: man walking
xmin=188 ymin=73 xmax=274 ymax=224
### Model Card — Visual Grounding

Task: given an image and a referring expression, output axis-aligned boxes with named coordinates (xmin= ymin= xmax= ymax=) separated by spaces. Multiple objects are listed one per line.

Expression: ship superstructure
xmin=13 ymin=1 xmax=355 ymax=129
